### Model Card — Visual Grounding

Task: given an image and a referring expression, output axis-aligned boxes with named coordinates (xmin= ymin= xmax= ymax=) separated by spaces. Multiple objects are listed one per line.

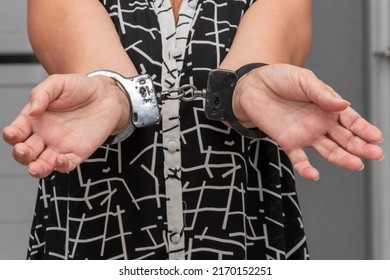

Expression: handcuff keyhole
xmin=213 ymin=96 xmax=220 ymax=106
xmin=140 ymin=87 xmax=147 ymax=98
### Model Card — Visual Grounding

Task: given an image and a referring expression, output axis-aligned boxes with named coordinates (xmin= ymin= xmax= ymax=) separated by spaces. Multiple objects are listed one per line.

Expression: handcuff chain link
xmin=87 ymin=68 xmax=266 ymax=142
xmin=157 ymin=84 xmax=206 ymax=103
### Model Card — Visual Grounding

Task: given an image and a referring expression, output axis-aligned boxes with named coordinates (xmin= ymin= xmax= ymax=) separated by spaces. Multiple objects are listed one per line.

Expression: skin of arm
xmin=27 ymin=0 xmax=136 ymax=133
xmin=219 ymin=0 xmax=383 ymax=179
xmin=1 ymin=0 xmax=139 ymax=177
xmin=28 ymin=0 xmax=137 ymax=75
xmin=219 ymin=0 xmax=312 ymax=129
xmin=220 ymin=0 xmax=312 ymax=69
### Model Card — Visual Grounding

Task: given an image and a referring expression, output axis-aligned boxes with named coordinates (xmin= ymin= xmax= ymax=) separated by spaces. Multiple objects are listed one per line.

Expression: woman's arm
xmin=220 ymin=0 xmax=312 ymax=69
xmin=28 ymin=0 xmax=137 ymax=75
xmin=2 ymin=0 xmax=139 ymax=177
xmin=218 ymin=0 xmax=383 ymax=180
xmin=28 ymin=0 xmax=137 ymax=133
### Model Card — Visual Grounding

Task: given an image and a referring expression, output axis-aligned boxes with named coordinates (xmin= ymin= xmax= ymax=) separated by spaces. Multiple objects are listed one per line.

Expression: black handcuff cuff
xmin=87 ymin=63 xmax=268 ymax=145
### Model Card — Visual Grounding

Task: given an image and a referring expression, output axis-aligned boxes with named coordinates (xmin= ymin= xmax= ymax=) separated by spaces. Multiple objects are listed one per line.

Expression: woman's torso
xmin=27 ymin=0 xmax=308 ymax=260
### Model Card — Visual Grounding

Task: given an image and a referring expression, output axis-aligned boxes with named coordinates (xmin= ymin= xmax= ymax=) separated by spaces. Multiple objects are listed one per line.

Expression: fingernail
xmin=29 ymin=100 xmax=39 ymax=114
xmin=28 ymin=168 xmax=37 ymax=176
xmin=3 ymin=127 xmax=14 ymax=139
xmin=379 ymin=155 xmax=385 ymax=161
xmin=376 ymin=138 xmax=384 ymax=144
xmin=359 ymin=164 xmax=365 ymax=171
xmin=343 ymin=100 xmax=351 ymax=106
xmin=57 ymin=158 xmax=65 ymax=167
xmin=15 ymin=147 xmax=25 ymax=157
xmin=313 ymin=176 xmax=320 ymax=181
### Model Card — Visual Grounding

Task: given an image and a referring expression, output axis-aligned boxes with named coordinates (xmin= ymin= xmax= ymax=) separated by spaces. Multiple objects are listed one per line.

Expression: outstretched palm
xmin=2 ymin=74 xmax=128 ymax=178
xmin=233 ymin=64 xmax=383 ymax=180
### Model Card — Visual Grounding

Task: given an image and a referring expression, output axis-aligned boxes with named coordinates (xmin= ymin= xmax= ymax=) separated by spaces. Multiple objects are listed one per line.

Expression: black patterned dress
xmin=27 ymin=0 xmax=309 ymax=260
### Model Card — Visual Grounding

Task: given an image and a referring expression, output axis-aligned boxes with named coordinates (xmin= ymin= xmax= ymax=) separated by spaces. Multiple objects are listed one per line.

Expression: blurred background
xmin=0 ymin=0 xmax=389 ymax=259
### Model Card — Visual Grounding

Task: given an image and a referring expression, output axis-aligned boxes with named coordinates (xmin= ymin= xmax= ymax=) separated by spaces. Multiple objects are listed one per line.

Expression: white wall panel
xmin=368 ymin=0 xmax=390 ymax=260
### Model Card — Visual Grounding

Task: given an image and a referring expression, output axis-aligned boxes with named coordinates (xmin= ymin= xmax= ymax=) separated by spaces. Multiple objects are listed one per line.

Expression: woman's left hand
xmin=232 ymin=64 xmax=384 ymax=180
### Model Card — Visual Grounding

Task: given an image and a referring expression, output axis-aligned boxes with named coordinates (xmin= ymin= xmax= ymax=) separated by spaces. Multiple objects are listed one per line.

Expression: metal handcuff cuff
xmin=88 ymin=63 xmax=268 ymax=145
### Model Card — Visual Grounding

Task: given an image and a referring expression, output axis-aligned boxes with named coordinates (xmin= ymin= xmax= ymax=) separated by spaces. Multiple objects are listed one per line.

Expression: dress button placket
xmin=152 ymin=0 xmax=198 ymax=260
xmin=170 ymin=48 xmax=183 ymax=59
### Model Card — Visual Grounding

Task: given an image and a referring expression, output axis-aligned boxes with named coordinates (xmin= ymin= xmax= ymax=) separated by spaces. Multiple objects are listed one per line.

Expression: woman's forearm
xmin=27 ymin=0 xmax=137 ymax=76
xmin=27 ymin=0 xmax=136 ymax=137
xmin=220 ymin=0 xmax=312 ymax=70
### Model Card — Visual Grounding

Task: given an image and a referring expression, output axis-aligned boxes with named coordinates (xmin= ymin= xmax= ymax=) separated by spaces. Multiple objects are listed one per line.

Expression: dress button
xmin=167 ymin=140 xmax=178 ymax=153
xmin=171 ymin=232 xmax=181 ymax=244
xmin=188 ymin=0 xmax=197 ymax=9
xmin=170 ymin=48 xmax=182 ymax=59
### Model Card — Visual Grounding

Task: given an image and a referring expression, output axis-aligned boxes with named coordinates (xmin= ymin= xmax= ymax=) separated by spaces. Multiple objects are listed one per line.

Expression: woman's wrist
xmin=93 ymin=75 xmax=131 ymax=136
xmin=232 ymin=63 xmax=268 ymax=128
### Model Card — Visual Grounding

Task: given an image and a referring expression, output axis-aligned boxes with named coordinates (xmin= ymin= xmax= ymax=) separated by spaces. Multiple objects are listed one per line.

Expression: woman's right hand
xmin=2 ymin=74 xmax=130 ymax=178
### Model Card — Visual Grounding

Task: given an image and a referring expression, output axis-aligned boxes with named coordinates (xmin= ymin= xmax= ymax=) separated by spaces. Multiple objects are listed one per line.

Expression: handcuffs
xmin=87 ymin=63 xmax=268 ymax=144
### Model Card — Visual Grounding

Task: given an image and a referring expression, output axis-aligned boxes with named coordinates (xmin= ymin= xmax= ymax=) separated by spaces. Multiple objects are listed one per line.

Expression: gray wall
xmin=297 ymin=0 xmax=370 ymax=259
xmin=0 ymin=1 xmax=46 ymax=259
xmin=0 ymin=0 xmax=372 ymax=259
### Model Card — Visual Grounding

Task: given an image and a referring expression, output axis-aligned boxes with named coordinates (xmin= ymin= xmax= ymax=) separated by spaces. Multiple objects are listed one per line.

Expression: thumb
xmin=299 ymin=69 xmax=351 ymax=112
xmin=28 ymin=74 xmax=67 ymax=116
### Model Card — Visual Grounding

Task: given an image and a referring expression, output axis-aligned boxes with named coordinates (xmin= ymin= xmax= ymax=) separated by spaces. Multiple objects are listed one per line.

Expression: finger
xmin=11 ymin=134 xmax=46 ymax=165
xmin=328 ymin=122 xmax=384 ymax=160
xmin=27 ymin=150 xmax=84 ymax=178
xmin=339 ymin=107 xmax=384 ymax=144
xmin=2 ymin=112 xmax=33 ymax=145
xmin=298 ymin=69 xmax=351 ymax=112
xmin=3 ymin=125 xmax=27 ymax=146
xmin=28 ymin=75 xmax=67 ymax=116
xmin=312 ymin=137 xmax=364 ymax=171
xmin=55 ymin=153 xmax=83 ymax=173
xmin=288 ymin=149 xmax=320 ymax=181
xmin=27 ymin=146 xmax=60 ymax=178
